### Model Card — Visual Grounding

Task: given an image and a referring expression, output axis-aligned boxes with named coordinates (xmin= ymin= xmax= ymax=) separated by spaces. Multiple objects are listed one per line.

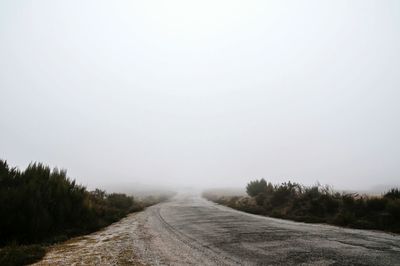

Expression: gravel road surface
xmin=35 ymin=193 xmax=400 ymax=265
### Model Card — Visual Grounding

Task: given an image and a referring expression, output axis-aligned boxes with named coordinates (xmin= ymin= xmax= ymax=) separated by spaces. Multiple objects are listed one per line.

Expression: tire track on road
xmin=155 ymin=206 xmax=242 ymax=265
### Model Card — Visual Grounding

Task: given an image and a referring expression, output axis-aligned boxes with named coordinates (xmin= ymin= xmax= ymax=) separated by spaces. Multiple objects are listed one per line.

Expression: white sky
xmin=1 ymin=0 xmax=400 ymax=190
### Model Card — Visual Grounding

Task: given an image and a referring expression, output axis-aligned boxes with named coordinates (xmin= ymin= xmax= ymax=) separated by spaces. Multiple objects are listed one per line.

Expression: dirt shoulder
xmin=33 ymin=213 xmax=145 ymax=266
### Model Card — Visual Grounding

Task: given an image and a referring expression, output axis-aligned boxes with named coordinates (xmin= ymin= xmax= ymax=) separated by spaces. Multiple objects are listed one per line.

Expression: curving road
xmin=36 ymin=193 xmax=400 ymax=265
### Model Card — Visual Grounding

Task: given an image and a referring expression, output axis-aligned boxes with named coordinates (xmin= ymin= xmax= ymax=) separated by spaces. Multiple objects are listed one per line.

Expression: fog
xmin=1 ymin=1 xmax=399 ymax=192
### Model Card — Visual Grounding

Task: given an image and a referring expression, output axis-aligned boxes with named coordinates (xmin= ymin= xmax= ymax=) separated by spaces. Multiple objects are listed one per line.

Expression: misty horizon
xmin=1 ymin=1 xmax=400 ymax=192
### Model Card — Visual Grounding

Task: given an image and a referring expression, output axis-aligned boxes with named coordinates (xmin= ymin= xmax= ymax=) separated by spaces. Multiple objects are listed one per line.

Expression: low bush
xmin=0 ymin=160 xmax=143 ymax=245
xmin=204 ymin=179 xmax=400 ymax=233
xmin=0 ymin=159 xmax=167 ymax=265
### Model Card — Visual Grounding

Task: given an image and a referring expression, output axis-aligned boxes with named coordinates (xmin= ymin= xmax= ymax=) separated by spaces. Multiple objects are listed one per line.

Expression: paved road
xmin=36 ymin=193 xmax=400 ymax=265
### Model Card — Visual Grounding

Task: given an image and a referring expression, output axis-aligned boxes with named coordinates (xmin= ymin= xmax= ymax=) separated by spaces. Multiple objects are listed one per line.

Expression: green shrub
xmin=205 ymin=178 xmax=400 ymax=233
xmin=366 ymin=197 xmax=387 ymax=212
xmin=384 ymin=188 xmax=400 ymax=200
xmin=246 ymin=179 xmax=268 ymax=197
xmin=386 ymin=199 xmax=400 ymax=219
xmin=0 ymin=160 xmax=141 ymax=246
xmin=333 ymin=211 xmax=356 ymax=226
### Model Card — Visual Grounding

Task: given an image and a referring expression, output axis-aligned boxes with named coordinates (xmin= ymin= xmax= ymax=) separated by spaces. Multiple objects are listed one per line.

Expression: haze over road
xmin=37 ymin=194 xmax=400 ymax=265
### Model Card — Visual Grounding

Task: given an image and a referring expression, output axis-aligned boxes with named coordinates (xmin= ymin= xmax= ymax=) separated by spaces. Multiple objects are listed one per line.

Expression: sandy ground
xmin=34 ymin=193 xmax=400 ymax=265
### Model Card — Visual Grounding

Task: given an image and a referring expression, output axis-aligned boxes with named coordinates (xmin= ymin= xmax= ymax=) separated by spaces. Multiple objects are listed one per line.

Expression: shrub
xmin=384 ymin=188 xmax=400 ymax=200
xmin=366 ymin=197 xmax=387 ymax=212
xmin=206 ymin=178 xmax=400 ymax=233
xmin=0 ymin=160 xmax=141 ymax=246
xmin=246 ymin=179 xmax=271 ymax=197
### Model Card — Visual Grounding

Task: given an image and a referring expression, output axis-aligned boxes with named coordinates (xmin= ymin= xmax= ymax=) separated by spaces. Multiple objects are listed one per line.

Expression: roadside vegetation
xmin=0 ymin=159 xmax=169 ymax=266
xmin=203 ymin=179 xmax=400 ymax=233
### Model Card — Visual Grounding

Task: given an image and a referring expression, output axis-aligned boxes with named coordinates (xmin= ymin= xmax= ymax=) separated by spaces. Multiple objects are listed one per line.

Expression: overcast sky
xmin=1 ymin=0 xmax=399 ymax=191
